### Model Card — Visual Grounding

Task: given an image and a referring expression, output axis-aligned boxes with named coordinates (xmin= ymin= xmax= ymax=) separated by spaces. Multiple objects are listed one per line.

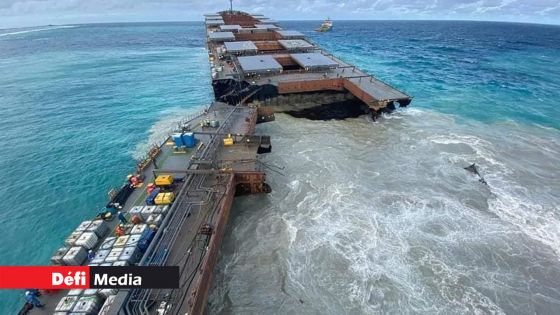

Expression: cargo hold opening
xmin=274 ymin=55 xmax=303 ymax=71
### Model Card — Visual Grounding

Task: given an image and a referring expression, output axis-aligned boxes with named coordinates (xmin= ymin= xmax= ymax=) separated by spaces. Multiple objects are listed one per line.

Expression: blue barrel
xmin=172 ymin=133 xmax=184 ymax=147
xmin=181 ymin=132 xmax=196 ymax=148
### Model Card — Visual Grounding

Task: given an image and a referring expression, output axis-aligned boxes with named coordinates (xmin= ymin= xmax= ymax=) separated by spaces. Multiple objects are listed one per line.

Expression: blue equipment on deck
xmin=181 ymin=132 xmax=196 ymax=148
xmin=138 ymin=228 xmax=156 ymax=252
xmin=172 ymin=133 xmax=184 ymax=147
xmin=145 ymin=188 xmax=161 ymax=206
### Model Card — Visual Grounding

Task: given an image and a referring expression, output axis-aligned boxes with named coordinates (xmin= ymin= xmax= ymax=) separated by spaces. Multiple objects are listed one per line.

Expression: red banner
xmin=0 ymin=266 xmax=179 ymax=289
xmin=0 ymin=266 xmax=90 ymax=289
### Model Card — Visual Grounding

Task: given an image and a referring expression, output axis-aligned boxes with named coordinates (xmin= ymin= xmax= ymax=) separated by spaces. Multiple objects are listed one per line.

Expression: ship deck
xmin=19 ymin=9 xmax=412 ymax=315
xmin=214 ymin=51 xmax=410 ymax=104
xmin=115 ymin=103 xmax=264 ymax=315
xmin=26 ymin=102 xmax=268 ymax=315
xmin=207 ymin=18 xmax=411 ymax=112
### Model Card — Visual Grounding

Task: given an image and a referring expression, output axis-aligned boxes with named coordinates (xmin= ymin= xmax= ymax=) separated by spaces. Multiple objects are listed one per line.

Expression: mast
xmin=229 ymin=0 xmax=233 ymax=12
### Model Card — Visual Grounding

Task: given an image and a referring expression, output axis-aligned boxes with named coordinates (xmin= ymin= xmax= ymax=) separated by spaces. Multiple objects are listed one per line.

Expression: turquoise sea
xmin=0 ymin=21 xmax=559 ymax=314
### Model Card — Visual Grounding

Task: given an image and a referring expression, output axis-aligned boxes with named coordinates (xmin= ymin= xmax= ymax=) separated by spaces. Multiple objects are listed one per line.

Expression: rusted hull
xmin=213 ymin=77 xmax=411 ymax=120
xmin=187 ymin=176 xmax=236 ymax=315
xmin=257 ymin=107 xmax=276 ymax=123
xmin=278 ymin=79 xmax=345 ymax=94
xmin=186 ymin=169 xmax=270 ymax=314
xmin=235 ymin=171 xmax=270 ymax=195
xmin=246 ymin=108 xmax=258 ymax=134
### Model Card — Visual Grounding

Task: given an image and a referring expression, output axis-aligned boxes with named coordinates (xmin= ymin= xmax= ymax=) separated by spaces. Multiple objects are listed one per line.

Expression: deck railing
xmin=120 ymin=105 xmax=244 ymax=315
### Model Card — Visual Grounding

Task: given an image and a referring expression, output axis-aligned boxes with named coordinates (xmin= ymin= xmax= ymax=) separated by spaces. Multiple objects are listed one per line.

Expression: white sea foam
xmin=488 ymin=179 xmax=560 ymax=257
xmin=132 ymin=105 xmax=206 ymax=160
xmin=0 ymin=25 xmax=76 ymax=38
xmin=208 ymin=110 xmax=560 ymax=314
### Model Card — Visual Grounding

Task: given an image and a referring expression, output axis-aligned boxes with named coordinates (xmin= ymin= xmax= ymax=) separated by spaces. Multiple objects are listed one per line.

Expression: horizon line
xmin=2 ymin=18 xmax=559 ymax=31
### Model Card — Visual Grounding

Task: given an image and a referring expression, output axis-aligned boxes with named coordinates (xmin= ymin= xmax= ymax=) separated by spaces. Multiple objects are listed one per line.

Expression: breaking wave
xmin=0 ymin=25 xmax=76 ymax=38
xmin=209 ymin=108 xmax=560 ymax=314
xmin=132 ymin=105 xmax=207 ymax=160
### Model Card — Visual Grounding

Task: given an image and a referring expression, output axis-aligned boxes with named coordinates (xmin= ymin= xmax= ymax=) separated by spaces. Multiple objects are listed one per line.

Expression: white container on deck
xmin=153 ymin=205 xmax=170 ymax=215
xmin=123 ymin=223 xmax=134 ymax=234
xmin=91 ymin=249 xmax=111 ymax=264
xmin=86 ymin=220 xmax=109 ymax=237
xmin=163 ymin=205 xmax=170 ymax=214
xmin=75 ymin=220 xmax=92 ymax=232
xmin=126 ymin=234 xmax=141 ymax=247
xmin=112 ymin=260 xmax=129 ymax=266
xmin=75 ymin=232 xmax=99 ymax=250
xmin=99 ymin=288 xmax=118 ymax=299
xmin=55 ymin=295 xmax=79 ymax=312
xmin=72 ymin=295 xmax=101 ymax=314
xmin=68 ymin=289 xmax=83 ymax=296
xmin=64 ymin=231 xmax=83 ymax=247
xmin=141 ymin=206 xmax=155 ymax=220
xmin=100 ymin=262 xmax=113 ymax=266
xmin=129 ymin=205 xmax=144 ymax=217
xmin=105 ymin=247 xmax=123 ymax=262
xmin=82 ymin=289 xmax=105 ymax=299
xmin=147 ymin=214 xmax=163 ymax=226
xmin=83 ymin=288 xmax=100 ymax=297
xmin=51 ymin=246 xmax=70 ymax=265
xmin=119 ymin=246 xmax=139 ymax=264
xmin=98 ymin=295 xmax=116 ymax=315
xmin=100 ymin=237 xmax=116 ymax=250
xmin=62 ymin=246 xmax=87 ymax=265
xmin=131 ymin=223 xmax=147 ymax=235
xmin=114 ymin=235 xmax=130 ymax=247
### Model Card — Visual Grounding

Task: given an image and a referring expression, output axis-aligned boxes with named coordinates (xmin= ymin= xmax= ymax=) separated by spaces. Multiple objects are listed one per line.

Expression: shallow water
xmin=208 ymin=21 xmax=560 ymax=314
xmin=0 ymin=22 xmax=213 ymax=312
xmin=209 ymin=111 xmax=560 ymax=314
xmin=0 ymin=21 xmax=559 ymax=314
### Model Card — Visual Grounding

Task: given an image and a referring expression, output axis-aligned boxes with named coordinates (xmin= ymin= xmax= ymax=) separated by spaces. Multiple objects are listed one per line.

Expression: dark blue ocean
xmin=0 ymin=21 xmax=559 ymax=314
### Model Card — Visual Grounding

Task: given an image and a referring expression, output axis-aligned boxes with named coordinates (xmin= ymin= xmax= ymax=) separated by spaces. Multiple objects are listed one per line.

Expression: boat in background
xmin=315 ymin=18 xmax=333 ymax=32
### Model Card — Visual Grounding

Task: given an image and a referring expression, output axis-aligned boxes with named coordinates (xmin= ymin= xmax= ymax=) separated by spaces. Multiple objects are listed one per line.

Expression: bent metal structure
xmin=22 ymin=10 xmax=411 ymax=315
xmin=207 ymin=11 xmax=412 ymax=120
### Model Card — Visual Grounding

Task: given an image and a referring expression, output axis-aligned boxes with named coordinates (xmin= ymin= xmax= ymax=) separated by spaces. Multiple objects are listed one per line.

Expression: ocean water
xmin=1 ymin=21 xmax=559 ymax=314
xmin=0 ymin=22 xmax=213 ymax=312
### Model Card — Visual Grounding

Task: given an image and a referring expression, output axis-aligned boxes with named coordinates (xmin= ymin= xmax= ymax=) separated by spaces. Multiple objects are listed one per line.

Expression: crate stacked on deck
xmin=51 ymin=220 xmax=109 ymax=266
xmin=146 ymin=175 xmax=177 ymax=206
xmin=90 ymin=205 xmax=169 ymax=267
xmin=53 ymin=288 xmax=117 ymax=315
xmin=50 ymin=204 xmax=169 ymax=314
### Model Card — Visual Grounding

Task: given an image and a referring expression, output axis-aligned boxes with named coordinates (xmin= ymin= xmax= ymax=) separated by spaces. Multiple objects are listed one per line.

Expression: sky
xmin=1 ymin=0 xmax=559 ymax=29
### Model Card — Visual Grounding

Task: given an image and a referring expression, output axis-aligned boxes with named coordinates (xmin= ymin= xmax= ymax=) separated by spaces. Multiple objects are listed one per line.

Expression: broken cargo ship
xmin=205 ymin=11 xmax=411 ymax=120
xmin=20 ymin=9 xmax=411 ymax=315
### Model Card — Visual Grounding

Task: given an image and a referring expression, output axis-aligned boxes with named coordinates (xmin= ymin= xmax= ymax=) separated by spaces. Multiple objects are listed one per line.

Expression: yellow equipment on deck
xmin=223 ymin=134 xmax=234 ymax=146
xmin=155 ymin=174 xmax=174 ymax=186
xmin=155 ymin=192 xmax=175 ymax=205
